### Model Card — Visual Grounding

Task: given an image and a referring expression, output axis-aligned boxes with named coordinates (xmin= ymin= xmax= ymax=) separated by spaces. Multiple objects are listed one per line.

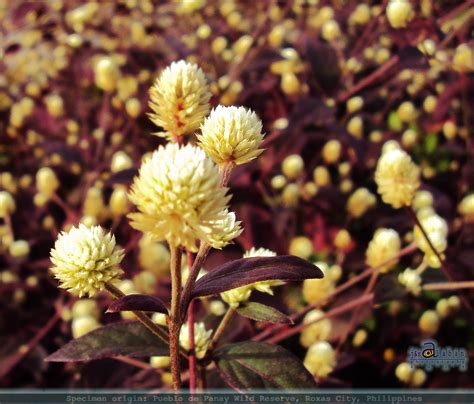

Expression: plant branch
xmin=423 ymin=281 xmax=474 ymax=291
xmin=265 ymin=294 xmax=373 ymax=345
xmin=207 ymin=307 xmax=236 ymax=353
xmin=169 ymin=246 xmax=182 ymax=392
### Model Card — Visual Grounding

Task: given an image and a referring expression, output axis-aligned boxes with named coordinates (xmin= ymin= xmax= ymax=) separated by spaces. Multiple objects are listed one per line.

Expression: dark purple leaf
xmin=397 ymin=46 xmax=429 ymax=70
xmin=306 ymin=40 xmax=341 ymax=94
xmin=236 ymin=302 xmax=293 ymax=324
xmin=107 ymin=294 xmax=168 ymax=314
xmin=45 ymin=322 xmax=168 ymax=362
xmin=189 ymin=255 xmax=323 ymax=303
xmin=214 ymin=341 xmax=316 ymax=391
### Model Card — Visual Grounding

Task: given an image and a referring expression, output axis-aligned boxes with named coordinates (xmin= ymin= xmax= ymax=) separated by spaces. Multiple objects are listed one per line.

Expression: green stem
xmin=207 ymin=307 xmax=236 ymax=352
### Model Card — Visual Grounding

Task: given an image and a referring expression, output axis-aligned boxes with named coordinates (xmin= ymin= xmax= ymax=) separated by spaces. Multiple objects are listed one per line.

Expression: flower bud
xmin=109 ymin=186 xmax=129 ymax=217
xmin=281 ymin=72 xmax=301 ymax=95
xmin=282 ymin=183 xmax=300 ymax=207
xmin=72 ymin=316 xmax=100 ymax=338
xmin=289 ymin=236 xmax=313 ymax=259
xmin=36 ymin=167 xmax=59 ymax=197
xmin=386 ymin=0 xmax=414 ymax=28
xmin=321 ymin=20 xmax=340 ymax=41
xmin=347 ymin=116 xmax=363 ymax=138
xmin=322 ymin=140 xmax=342 ymax=164
xmin=282 ymin=154 xmax=304 ymax=179
xmin=150 ymin=356 xmax=170 ymax=369
xmin=395 ymin=362 xmax=413 ymax=383
xmin=300 ymin=310 xmax=332 ymax=348
xmin=271 ymin=175 xmax=287 ymax=190
xmin=366 ymin=228 xmax=401 ymax=273
xmin=419 ymin=310 xmax=440 ymax=335
xmin=313 ymin=166 xmax=330 ymax=187
xmin=453 ymin=44 xmax=473 ymax=73
xmin=352 ymin=329 xmax=368 ymax=347
xmin=111 ymin=151 xmax=133 ymax=173
xmin=0 ymin=191 xmax=15 ymax=218
xmin=334 ymin=229 xmax=351 ymax=250
xmin=72 ymin=299 xmax=100 ymax=320
xmin=304 ymin=341 xmax=336 ymax=378
xmin=94 ymin=57 xmax=120 ymax=92
xmin=9 ymin=239 xmax=30 ymax=258
xmin=397 ymin=101 xmax=417 ymax=123
xmin=45 ymin=94 xmax=64 ymax=117
xmin=125 ymin=98 xmax=141 ymax=118
xmin=346 ymin=96 xmax=364 ymax=114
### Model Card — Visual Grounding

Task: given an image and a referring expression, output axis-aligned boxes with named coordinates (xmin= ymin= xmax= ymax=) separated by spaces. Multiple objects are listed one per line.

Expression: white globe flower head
xmin=304 ymin=341 xmax=337 ymax=378
xmin=198 ymin=105 xmax=265 ymax=166
xmin=366 ymin=228 xmax=401 ymax=273
xmin=398 ymin=268 xmax=422 ymax=296
xmin=128 ymin=143 xmax=242 ymax=252
xmin=50 ymin=225 xmax=124 ymax=297
xmin=149 ymin=60 xmax=211 ymax=140
xmin=386 ymin=0 xmax=414 ymax=29
xmin=375 ymin=148 xmax=420 ymax=208
xmin=300 ymin=309 xmax=332 ymax=348
xmin=179 ymin=322 xmax=212 ymax=359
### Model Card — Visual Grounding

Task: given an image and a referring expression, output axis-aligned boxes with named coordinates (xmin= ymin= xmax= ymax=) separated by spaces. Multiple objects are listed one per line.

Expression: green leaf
xmin=214 ymin=341 xmax=315 ymax=391
xmin=236 ymin=302 xmax=293 ymax=324
xmin=45 ymin=321 xmax=168 ymax=362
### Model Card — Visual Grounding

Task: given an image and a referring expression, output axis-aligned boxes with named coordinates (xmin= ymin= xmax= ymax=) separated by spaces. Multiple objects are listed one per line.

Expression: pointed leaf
xmin=190 ymin=256 xmax=323 ymax=302
xmin=45 ymin=322 xmax=168 ymax=362
xmin=214 ymin=341 xmax=315 ymax=391
xmin=107 ymin=294 xmax=168 ymax=314
xmin=236 ymin=302 xmax=293 ymax=324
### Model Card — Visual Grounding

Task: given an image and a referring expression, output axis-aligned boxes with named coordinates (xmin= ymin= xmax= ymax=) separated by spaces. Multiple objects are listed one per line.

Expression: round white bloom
xmin=149 ymin=60 xmax=211 ymax=140
xmin=128 ymin=143 xmax=242 ymax=252
xmin=366 ymin=228 xmax=401 ymax=273
xmin=419 ymin=310 xmax=440 ymax=335
xmin=300 ymin=309 xmax=332 ymax=348
xmin=179 ymin=322 xmax=212 ymax=359
xmin=198 ymin=105 xmax=264 ymax=166
xmin=386 ymin=0 xmax=414 ymax=28
xmin=413 ymin=212 xmax=448 ymax=268
xmin=0 ymin=191 xmax=16 ymax=218
xmin=398 ymin=268 xmax=422 ymax=296
xmin=304 ymin=341 xmax=337 ymax=378
xmin=346 ymin=187 xmax=377 ymax=218
xmin=303 ymin=262 xmax=335 ymax=304
xmin=72 ymin=316 xmax=100 ymax=338
xmin=50 ymin=225 xmax=124 ymax=297
xmin=375 ymin=148 xmax=420 ymax=208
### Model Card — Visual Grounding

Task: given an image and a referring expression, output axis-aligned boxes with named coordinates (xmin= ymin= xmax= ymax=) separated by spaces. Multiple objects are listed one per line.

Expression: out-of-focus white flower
xmin=366 ymin=228 xmax=401 ymax=273
xmin=375 ymin=148 xmax=420 ymax=208
xmin=179 ymin=322 xmax=212 ymax=359
xmin=304 ymin=341 xmax=337 ymax=378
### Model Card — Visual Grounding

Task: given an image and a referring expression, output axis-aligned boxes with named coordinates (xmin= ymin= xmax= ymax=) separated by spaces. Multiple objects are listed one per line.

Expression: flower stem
xmin=104 ymin=282 xmax=170 ymax=345
xmin=207 ymin=307 xmax=236 ymax=352
xmin=423 ymin=281 xmax=474 ymax=291
xmin=180 ymin=242 xmax=211 ymax=319
xmin=219 ymin=161 xmax=235 ymax=187
xmin=169 ymin=246 xmax=182 ymax=393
